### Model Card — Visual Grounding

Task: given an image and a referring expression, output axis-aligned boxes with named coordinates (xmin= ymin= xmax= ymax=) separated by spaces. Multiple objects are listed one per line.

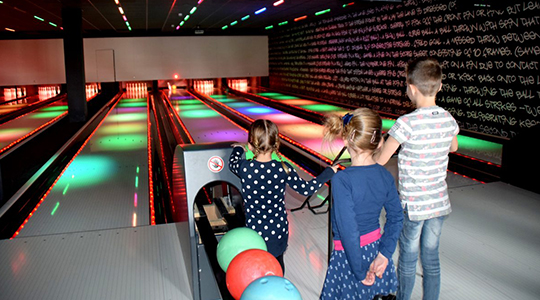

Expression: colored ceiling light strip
xmin=315 ymin=9 xmax=331 ymax=16
xmin=294 ymin=15 xmax=307 ymax=22
xmin=34 ymin=16 xmax=44 ymax=21
xmin=343 ymin=2 xmax=355 ymax=7
xmin=278 ymin=21 xmax=288 ymax=26
xmin=273 ymin=0 xmax=284 ymax=6
xmin=265 ymin=25 xmax=273 ymax=30
xmin=241 ymin=15 xmax=250 ymax=21
xmin=114 ymin=0 xmax=131 ymax=30
xmin=230 ymin=20 xmax=238 ymax=26
xmin=177 ymin=2 xmax=204 ymax=29
xmin=5 ymin=28 xmax=15 ymax=32
xmin=222 ymin=25 xmax=228 ymax=30
xmin=49 ymin=22 xmax=57 ymax=27
xmin=255 ymin=7 xmax=266 ymax=14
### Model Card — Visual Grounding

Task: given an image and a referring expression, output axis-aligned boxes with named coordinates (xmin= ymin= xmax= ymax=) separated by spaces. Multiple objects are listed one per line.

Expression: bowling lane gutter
xmin=188 ymin=89 xmax=333 ymax=177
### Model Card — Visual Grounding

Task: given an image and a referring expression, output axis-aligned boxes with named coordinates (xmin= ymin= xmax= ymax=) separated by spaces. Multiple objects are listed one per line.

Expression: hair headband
xmin=342 ymin=113 xmax=353 ymax=126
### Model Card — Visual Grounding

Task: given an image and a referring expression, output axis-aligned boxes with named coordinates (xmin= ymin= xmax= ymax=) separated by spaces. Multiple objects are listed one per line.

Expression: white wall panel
xmin=0 ymin=36 xmax=268 ymax=86
xmin=0 ymin=39 xmax=66 ymax=86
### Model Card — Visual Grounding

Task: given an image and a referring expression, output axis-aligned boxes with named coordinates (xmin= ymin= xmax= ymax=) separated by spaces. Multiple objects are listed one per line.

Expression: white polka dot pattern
xmin=229 ymin=147 xmax=334 ymax=256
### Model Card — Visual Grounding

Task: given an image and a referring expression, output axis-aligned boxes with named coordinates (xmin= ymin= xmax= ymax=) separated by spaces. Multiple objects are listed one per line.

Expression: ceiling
xmin=0 ymin=0 xmax=390 ymax=39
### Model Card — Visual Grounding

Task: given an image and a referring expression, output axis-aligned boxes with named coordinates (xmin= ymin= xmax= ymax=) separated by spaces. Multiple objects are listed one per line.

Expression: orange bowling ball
xmin=226 ymin=249 xmax=283 ymax=300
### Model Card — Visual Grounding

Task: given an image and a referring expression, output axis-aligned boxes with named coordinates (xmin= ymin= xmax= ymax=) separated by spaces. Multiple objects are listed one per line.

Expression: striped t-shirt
xmin=389 ymin=106 xmax=459 ymax=221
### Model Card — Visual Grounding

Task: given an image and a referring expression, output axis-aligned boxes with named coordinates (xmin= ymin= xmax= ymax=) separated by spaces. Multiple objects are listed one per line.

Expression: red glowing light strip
xmin=147 ymin=95 xmax=156 ymax=225
xmin=150 ymin=95 xmax=176 ymax=216
xmin=11 ymin=94 xmax=122 ymax=239
xmin=294 ymin=15 xmax=307 ymax=22
xmin=0 ymin=111 xmax=67 ymax=155
xmin=451 ymin=152 xmax=501 ymax=167
xmin=161 ymin=90 xmax=195 ymax=144
xmin=273 ymin=0 xmax=284 ymax=6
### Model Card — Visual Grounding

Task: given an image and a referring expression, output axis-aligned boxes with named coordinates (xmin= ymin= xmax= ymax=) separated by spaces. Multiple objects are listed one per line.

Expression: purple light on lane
xmin=171 ymin=96 xmax=194 ymax=100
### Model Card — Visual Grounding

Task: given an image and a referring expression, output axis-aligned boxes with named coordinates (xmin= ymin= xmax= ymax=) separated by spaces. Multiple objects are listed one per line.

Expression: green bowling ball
xmin=217 ymin=227 xmax=267 ymax=272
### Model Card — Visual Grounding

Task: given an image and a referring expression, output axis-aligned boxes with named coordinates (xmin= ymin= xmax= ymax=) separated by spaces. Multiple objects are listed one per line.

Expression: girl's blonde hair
xmin=323 ymin=108 xmax=383 ymax=154
xmin=248 ymin=119 xmax=289 ymax=173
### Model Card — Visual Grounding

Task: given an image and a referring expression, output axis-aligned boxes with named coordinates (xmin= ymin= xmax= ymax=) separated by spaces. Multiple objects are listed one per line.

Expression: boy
xmin=375 ymin=57 xmax=459 ymax=300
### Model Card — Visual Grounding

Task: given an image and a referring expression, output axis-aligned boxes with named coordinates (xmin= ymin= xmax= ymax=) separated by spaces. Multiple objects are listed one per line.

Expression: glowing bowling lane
xmin=0 ymin=100 xmax=70 ymax=154
xmin=12 ymin=95 xmax=150 ymax=238
xmin=209 ymin=91 xmax=348 ymax=161
xmin=169 ymin=89 xmax=248 ymax=144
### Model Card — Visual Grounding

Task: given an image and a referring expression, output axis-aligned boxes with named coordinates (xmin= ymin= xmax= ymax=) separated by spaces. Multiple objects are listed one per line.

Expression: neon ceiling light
xmin=114 ymin=0 xmax=131 ymax=30
xmin=315 ymin=9 xmax=331 ymax=16
xmin=222 ymin=1 xmax=284 ymax=30
xmin=177 ymin=4 xmax=203 ymax=29
xmin=255 ymin=7 xmax=267 ymax=14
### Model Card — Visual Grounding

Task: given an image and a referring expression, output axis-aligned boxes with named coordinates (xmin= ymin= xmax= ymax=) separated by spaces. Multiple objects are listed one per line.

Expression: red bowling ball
xmin=226 ymin=249 xmax=283 ymax=300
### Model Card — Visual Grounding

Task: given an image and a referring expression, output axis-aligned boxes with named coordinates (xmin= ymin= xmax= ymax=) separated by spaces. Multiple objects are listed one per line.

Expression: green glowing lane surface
xmin=30 ymin=111 xmax=65 ymax=119
xmin=56 ymin=155 xmax=117 ymax=187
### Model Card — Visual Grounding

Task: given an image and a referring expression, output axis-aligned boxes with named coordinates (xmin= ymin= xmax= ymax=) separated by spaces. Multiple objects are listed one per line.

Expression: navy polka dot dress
xmin=229 ymin=146 xmax=334 ymax=257
xmin=321 ymin=241 xmax=397 ymax=300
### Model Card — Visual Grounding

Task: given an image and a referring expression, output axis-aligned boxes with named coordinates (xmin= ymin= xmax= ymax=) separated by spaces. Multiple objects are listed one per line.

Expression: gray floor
xmin=284 ymin=173 xmax=540 ymax=300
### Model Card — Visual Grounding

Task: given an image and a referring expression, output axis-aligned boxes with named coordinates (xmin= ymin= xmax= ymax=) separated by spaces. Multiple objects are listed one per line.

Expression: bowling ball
xmin=226 ymin=249 xmax=283 ymax=300
xmin=240 ymin=276 xmax=302 ymax=300
xmin=216 ymin=227 xmax=267 ymax=272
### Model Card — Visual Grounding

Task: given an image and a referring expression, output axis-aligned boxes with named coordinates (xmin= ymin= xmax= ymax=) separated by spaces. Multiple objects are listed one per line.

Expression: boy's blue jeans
xmin=396 ymin=214 xmax=447 ymax=300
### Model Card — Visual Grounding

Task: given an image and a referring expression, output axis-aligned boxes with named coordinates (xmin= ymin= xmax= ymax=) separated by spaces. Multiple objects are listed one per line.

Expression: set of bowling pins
xmin=86 ymin=83 xmax=99 ymax=100
xmin=228 ymin=79 xmax=248 ymax=92
xmin=3 ymin=87 xmax=27 ymax=101
xmin=38 ymin=85 xmax=60 ymax=101
xmin=125 ymin=82 xmax=146 ymax=99
xmin=193 ymin=80 xmax=214 ymax=95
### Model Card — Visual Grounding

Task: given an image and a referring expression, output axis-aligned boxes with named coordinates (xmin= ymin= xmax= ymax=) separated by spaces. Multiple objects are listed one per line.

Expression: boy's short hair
xmin=405 ymin=57 xmax=442 ymax=97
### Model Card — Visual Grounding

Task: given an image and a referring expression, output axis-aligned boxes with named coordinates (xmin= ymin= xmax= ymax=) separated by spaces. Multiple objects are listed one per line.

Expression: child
xmin=375 ymin=57 xmax=459 ymax=300
xmin=229 ymin=119 xmax=337 ymax=272
xmin=320 ymin=108 xmax=403 ymax=300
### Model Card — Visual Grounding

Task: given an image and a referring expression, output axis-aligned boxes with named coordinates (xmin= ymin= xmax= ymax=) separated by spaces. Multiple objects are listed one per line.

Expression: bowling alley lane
xmin=0 ymin=98 xmax=70 ymax=154
xmin=202 ymin=89 xmax=349 ymax=161
xmin=13 ymin=95 xmax=150 ymax=238
xmin=242 ymin=87 xmax=503 ymax=165
xmin=169 ymin=89 xmax=249 ymax=144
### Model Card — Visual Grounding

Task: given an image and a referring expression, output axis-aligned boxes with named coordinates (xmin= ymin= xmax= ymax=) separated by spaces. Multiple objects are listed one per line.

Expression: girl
xmin=320 ymin=108 xmax=403 ymax=300
xmin=229 ymin=119 xmax=337 ymax=272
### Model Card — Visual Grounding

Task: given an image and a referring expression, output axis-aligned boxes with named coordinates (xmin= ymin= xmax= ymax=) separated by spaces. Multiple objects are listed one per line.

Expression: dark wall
xmin=268 ymin=0 xmax=540 ymax=139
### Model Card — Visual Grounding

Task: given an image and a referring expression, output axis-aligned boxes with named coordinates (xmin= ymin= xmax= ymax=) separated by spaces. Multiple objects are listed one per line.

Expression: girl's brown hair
xmin=248 ymin=119 xmax=289 ymax=173
xmin=323 ymin=108 xmax=382 ymax=154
